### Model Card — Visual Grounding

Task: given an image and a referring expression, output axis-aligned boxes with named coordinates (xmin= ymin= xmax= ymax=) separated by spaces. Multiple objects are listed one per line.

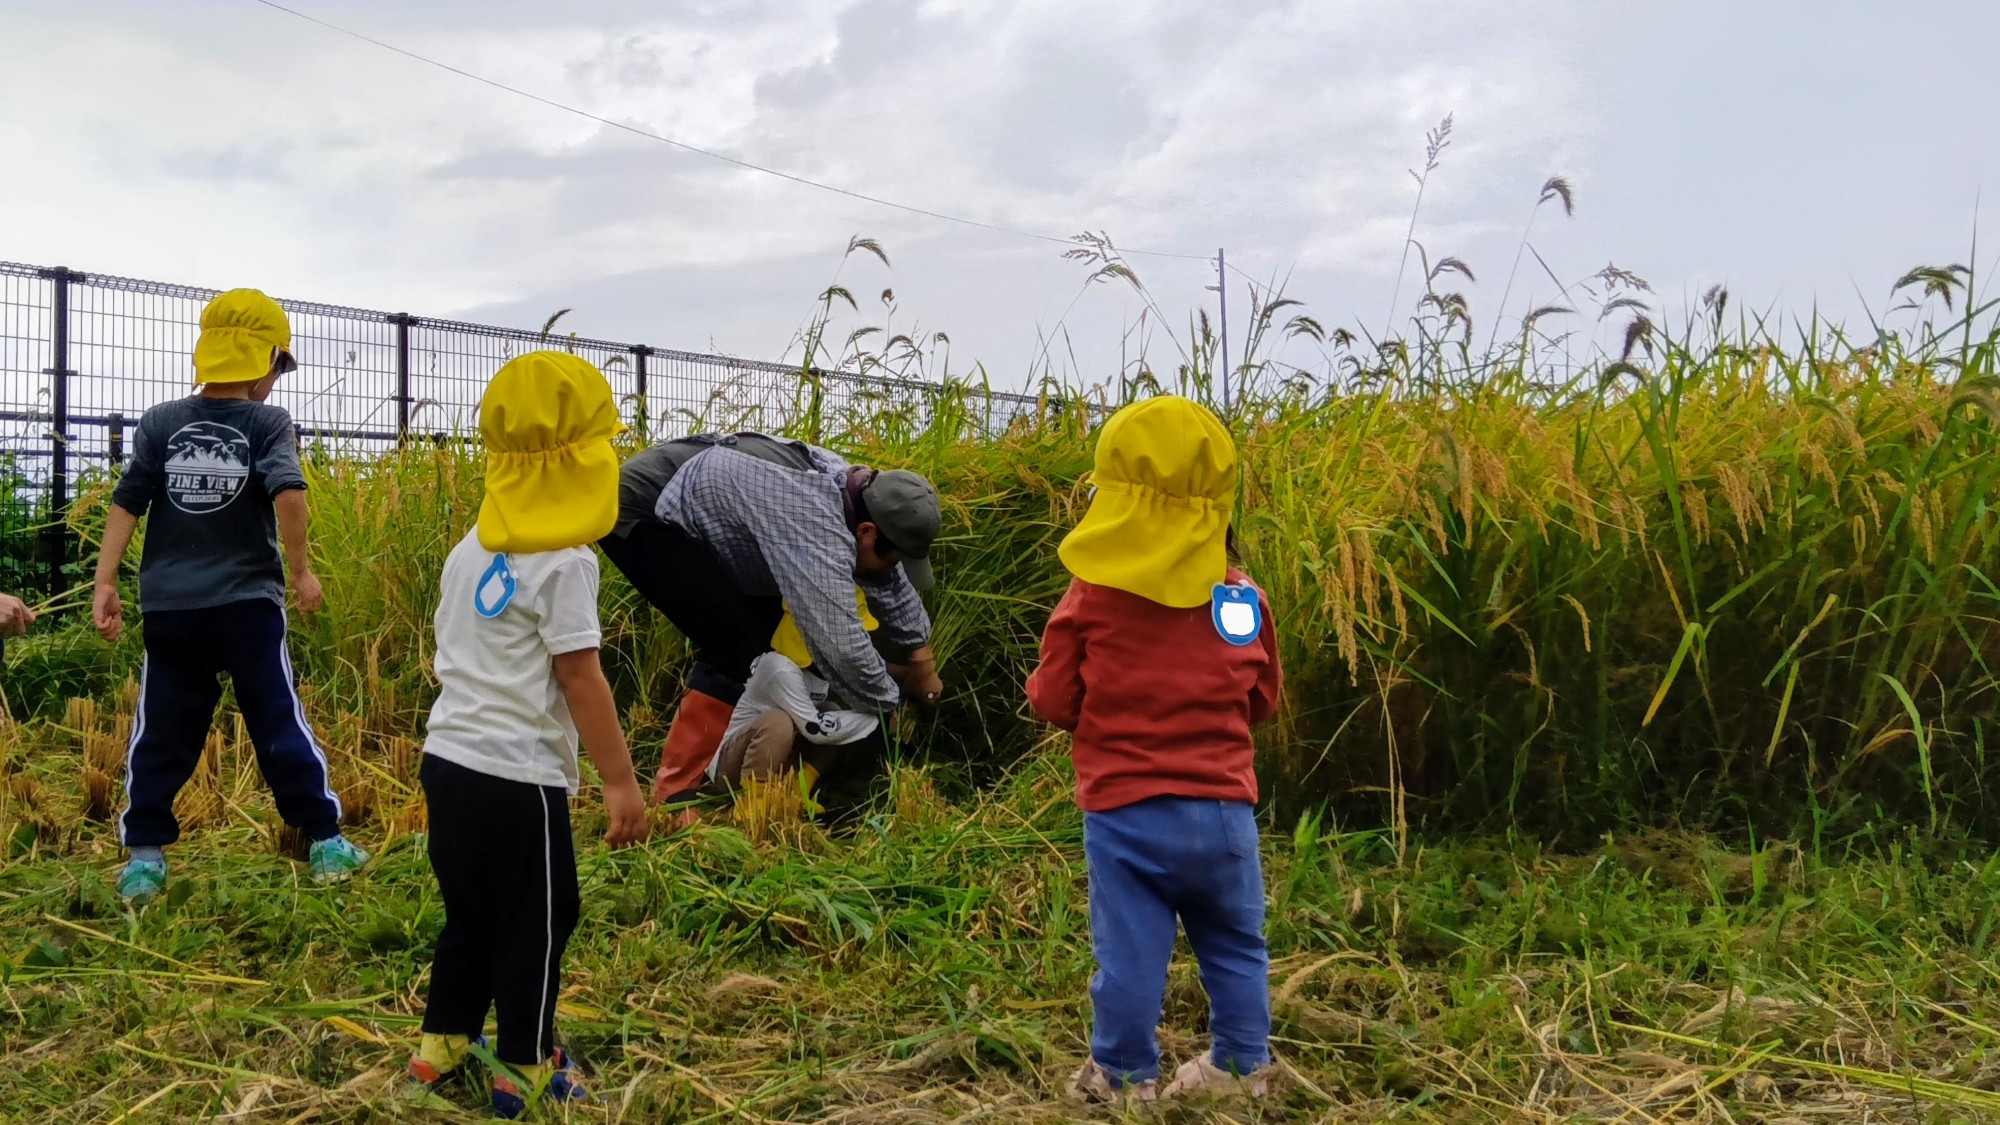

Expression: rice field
xmin=10 ymin=726 xmax=2000 ymax=1122
xmin=5 ymin=264 xmax=2000 ymax=1120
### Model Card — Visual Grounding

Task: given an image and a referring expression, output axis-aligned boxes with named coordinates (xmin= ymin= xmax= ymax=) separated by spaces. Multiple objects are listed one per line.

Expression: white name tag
xmin=1211 ymin=582 xmax=1261 ymax=646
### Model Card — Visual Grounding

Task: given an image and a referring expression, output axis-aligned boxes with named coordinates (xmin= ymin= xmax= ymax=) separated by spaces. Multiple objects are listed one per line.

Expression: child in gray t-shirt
xmin=92 ymin=287 xmax=369 ymax=902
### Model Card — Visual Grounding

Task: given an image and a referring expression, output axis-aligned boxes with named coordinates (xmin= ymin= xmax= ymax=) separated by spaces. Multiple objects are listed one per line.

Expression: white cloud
xmin=2 ymin=0 xmax=1994 ymax=388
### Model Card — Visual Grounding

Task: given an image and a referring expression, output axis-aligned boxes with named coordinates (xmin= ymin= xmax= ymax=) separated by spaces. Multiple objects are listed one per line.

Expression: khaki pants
xmin=709 ymin=711 xmax=801 ymax=787
xmin=708 ymin=712 xmax=873 ymax=794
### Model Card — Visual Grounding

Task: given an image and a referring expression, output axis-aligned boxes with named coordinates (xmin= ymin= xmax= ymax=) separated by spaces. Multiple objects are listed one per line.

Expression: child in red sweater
xmin=1027 ymin=395 xmax=1282 ymax=1104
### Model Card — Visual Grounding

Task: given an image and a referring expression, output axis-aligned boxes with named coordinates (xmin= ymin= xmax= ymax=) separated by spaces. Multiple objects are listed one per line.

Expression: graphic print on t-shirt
xmin=163 ymin=421 xmax=253 ymax=514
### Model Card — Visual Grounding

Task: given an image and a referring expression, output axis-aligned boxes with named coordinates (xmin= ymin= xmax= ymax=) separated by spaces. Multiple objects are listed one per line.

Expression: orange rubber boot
xmin=653 ymin=689 xmax=733 ymax=808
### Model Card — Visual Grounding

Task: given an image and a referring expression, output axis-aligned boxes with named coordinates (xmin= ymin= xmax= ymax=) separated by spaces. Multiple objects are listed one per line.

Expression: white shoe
xmin=1161 ymin=1054 xmax=1273 ymax=1099
xmin=1068 ymin=1059 xmax=1159 ymax=1105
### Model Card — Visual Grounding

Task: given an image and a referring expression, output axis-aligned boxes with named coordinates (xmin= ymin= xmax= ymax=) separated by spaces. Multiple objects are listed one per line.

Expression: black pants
xmin=419 ymin=754 xmax=580 ymax=1067
xmin=121 ymin=599 xmax=341 ymax=847
xmin=599 ymin=521 xmax=784 ymax=704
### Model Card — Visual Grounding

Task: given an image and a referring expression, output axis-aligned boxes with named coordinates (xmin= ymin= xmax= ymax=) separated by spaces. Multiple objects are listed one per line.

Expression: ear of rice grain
xmin=734 ymin=775 xmax=806 ymax=846
xmin=891 ymin=766 xmax=944 ymax=828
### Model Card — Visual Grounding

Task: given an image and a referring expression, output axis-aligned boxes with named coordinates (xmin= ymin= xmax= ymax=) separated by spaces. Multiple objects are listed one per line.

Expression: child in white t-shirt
xmin=407 ymin=351 xmax=648 ymax=1119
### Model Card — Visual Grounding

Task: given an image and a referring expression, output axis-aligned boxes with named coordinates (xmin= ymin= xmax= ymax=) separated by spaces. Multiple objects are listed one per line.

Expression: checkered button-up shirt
xmin=654 ymin=443 xmax=929 ymax=708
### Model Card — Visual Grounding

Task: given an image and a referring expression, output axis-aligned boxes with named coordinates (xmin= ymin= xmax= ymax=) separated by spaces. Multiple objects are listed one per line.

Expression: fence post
xmin=390 ymin=313 xmax=415 ymax=441
xmin=37 ymin=266 xmax=77 ymax=596
xmin=630 ymin=344 xmax=652 ymax=442
xmin=108 ymin=412 xmax=125 ymax=466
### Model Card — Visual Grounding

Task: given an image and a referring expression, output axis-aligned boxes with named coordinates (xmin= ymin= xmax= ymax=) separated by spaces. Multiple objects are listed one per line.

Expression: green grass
xmin=8 ymin=749 xmax=2000 ymax=1121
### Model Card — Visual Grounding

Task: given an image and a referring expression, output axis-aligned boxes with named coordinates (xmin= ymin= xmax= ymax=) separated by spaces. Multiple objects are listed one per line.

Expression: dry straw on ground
xmin=7 ymin=736 xmax=2000 ymax=1122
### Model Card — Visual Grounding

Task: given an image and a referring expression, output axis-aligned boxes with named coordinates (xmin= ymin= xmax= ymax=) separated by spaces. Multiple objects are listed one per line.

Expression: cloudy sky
xmin=3 ymin=0 xmax=1997 ymax=390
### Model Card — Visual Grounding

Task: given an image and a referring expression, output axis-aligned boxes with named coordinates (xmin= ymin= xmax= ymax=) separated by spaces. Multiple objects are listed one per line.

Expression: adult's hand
xmin=0 ymin=592 xmax=33 ymax=638
xmin=908 ymin=663 xmax=944 ymax=706
xmin=892 ymin=646 xmax=944 ymax=706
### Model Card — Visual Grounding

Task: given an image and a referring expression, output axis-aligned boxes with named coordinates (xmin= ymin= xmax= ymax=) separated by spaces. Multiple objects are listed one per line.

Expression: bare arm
xmin=273 ymin=488 xmax=322 ymax=613
xmin=553 ymin=647 xmax=648 ymax=847
xmin=92 ymin=504 xmax=141 ymax=642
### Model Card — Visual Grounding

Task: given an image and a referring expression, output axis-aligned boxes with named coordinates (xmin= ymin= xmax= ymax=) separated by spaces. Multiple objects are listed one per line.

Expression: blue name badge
xmin=1211 ymin=582 xmax=1261 ymax=646
xmin=474 ymin=553 xmax=517 ymax=619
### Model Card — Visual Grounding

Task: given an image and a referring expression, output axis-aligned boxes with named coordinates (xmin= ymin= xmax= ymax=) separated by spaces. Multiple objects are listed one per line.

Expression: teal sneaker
xmin=118 ymin=857 xmax=167 ymax=902
xmin=308 ymin=836 xmax=370 ymax=884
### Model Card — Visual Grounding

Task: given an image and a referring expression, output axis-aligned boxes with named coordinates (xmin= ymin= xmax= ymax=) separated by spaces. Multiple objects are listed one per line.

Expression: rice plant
xmin=11 ymin=262 xmax=2000 ymax=845
xmin=0 ymin=187 xmax=1997 ymax=1116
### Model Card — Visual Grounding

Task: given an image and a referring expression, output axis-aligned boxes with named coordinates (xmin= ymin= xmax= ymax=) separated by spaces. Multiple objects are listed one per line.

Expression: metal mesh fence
xmin=0 ymin=260 xmax=1045 ymax=599
xmin=0 ymin=266 xmax=54 ymax=598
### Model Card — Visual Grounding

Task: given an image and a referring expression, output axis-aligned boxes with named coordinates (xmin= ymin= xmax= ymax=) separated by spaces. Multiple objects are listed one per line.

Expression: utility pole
xmin=1206 ymin=248 xmax=1230 ymax=414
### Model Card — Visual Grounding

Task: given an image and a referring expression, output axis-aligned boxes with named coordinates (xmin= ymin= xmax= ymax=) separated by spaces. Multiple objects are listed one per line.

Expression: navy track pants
xmin=119 ymin=598 xmax=342 ymax=847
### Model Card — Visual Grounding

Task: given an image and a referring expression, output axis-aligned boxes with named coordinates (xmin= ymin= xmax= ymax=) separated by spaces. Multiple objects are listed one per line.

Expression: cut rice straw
xmin=9 ymin=966 xmax=271 ymax=987
xmin=1911 ymin=995 xmax=2000 ymax=1044
xmin=41 ymin=913 xmax=266 ymax=986
xmin=1613 ymin=1020 xmax=2000 ymax=1110
xmin=103 ymin=1079 xmax=186 ymax=1125
xmin=114 ymin=1041 xmax=309 ymax=1087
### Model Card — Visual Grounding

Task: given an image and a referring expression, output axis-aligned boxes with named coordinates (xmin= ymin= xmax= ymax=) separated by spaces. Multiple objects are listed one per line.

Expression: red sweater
xmin=1026 ymin=572 xmax=1283 ymax=811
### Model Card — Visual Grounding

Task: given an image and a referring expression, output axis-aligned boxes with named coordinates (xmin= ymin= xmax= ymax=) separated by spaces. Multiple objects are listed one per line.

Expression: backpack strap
xmin=614 ymin=431 xmax=826 ymax=537
xmin=708 ymin=431 xmax=818 ymax=474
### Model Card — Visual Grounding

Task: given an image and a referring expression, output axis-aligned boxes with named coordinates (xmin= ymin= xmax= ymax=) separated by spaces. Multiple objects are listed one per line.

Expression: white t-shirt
xmin=708 ymin=652 xmax=878 ymax=782
xmin=424 ymin=530 xmax=602 ymax=793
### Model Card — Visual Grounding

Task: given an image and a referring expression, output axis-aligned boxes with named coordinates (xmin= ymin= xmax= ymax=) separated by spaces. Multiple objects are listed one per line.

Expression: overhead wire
xmin=246 ymin=0 xmax=1222 ymax=264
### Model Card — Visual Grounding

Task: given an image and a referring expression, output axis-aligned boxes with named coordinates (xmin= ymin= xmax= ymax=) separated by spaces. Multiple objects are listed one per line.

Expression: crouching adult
xmin=599 ymin=431 xmax=945 ymax=820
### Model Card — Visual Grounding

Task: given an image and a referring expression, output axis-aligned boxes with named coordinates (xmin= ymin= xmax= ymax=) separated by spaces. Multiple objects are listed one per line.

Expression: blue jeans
xmin=1084 ymin=796 xmax=1270 ymax=1085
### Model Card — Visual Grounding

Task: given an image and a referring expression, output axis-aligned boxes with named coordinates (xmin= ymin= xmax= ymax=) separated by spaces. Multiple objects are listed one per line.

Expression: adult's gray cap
xmin=863 ymin=469 xmax=940 ymax=591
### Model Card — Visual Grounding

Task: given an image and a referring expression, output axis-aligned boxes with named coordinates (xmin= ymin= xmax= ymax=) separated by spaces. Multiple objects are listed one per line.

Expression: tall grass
xmin=8 ymin=287 xmax=2000 ymax=846
xmin=2 ymin=191 xmax=1997 ymax=846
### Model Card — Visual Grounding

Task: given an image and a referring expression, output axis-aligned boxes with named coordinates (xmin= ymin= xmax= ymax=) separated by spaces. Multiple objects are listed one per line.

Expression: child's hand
xmin=93 ymin=582 xmax=123 ymax=643
xmin=294 ymin=569 xmax=324 ymax=614
xmin=554 ymin=647 xmax=648 ymax=844
xmin=603 ymin=778 xmax=649 ymax=847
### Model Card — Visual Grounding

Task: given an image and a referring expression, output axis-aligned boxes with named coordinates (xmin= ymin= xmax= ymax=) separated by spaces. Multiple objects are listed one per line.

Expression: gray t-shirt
xmin=110 ymin=396 xmax=307 ymax=613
